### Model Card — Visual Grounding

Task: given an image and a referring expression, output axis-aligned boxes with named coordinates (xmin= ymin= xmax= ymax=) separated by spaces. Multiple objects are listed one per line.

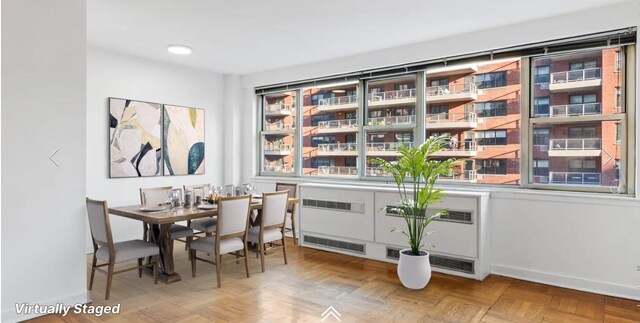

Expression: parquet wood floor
xmin=29 ymin=239 xmax=640 ymax=322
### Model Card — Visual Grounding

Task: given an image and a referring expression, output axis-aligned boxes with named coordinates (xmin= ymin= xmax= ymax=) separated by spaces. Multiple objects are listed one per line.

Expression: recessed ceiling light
xmin=167 ymin=45 xmax=192 ymax=55
xmin=332 ymin=89 xmax=346 ymax=93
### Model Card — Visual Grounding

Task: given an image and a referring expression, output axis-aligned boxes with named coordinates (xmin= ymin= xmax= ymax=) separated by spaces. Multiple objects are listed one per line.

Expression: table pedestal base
xmin=142 ymin=266 xmax=182 ymax=284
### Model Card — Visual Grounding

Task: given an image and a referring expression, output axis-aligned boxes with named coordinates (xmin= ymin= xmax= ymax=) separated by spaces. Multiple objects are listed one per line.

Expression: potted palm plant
xmin=372 ymin=135 xmax=455 ymax=289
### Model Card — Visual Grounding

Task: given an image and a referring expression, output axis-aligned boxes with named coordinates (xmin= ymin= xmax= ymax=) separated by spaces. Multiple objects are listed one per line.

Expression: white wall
xmin=237 ymin=1 xmax=640 ymax=300
xmin=86 ymin=46 xmax=225 ymax=251
xmin=1 ymin=0 xmax=87 ymax=321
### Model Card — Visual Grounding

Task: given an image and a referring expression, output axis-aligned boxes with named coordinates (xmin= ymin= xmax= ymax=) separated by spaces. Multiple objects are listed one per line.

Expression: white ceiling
xmin=88 ymin=0 xmax=625 ymax=75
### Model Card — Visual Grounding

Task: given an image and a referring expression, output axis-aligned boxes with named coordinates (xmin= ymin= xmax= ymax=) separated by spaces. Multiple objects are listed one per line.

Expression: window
xmin=569 ymin=126 xmax=597 ymax=138
xmin=534 ymin=66 xmax=550 ymax=83
xmin=616 ymin=87 xmax=621 ymax=108
xmin=615 ymin=160 xmax=620 ymax=180
xmin=477 ymin=159 xmax=507 ymax=175
xmin=616 ymin=123 xmax=621 ymax=144
xmin=365 ymin=76 xmax=417 ymax=177
xmin=476 ymin=130 xmax=507 ymax=145
xmin=570 ymin=61 xmax=597 ymax=70
xmin=615 ymin=50 xmax=622 ymax=72
xmin=430 ymin=79 xmax=449 ymax=87
xmin=311 ymin=113 xmax=334 ymax=126
xmin=476 ymin=71 xmax=506 ymax=89
xmin=429 ymin=105 xmax=448 ymax=114
xmin=260 ymin=91 xmax=297 ymax=174
xmin=533 ymin=160 xmax=549 ymax=183
xmin=303 ymin=83 xmax=358 ymax=177
xmin=533 ymin=128 xmax=549 ymax=146
xmin=534 ymin=97 xmax=550 ymax=116
xmin=476 ymin=101 xmax=507 ymax=117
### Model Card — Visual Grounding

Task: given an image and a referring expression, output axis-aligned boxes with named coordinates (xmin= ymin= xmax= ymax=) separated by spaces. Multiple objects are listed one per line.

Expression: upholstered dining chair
xmin=86 ymin=198 xmax=159 ymax=300
xmin=275 ymin=182 xmax=298 ymax=244
xmin=140 ymin=187 xmax=194 ymax=248
xmin=247 ymin=190 xmax=289 ymax=272
xmin=189 ymin=195 xmax=252 ymax=288
xmin=183 ymin=184 xmax=217 ymax=238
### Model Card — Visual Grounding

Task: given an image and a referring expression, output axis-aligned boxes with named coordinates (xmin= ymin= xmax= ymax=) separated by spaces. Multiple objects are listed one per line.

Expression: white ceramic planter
xmin=397 ymin=248 xmax=431 ymax=289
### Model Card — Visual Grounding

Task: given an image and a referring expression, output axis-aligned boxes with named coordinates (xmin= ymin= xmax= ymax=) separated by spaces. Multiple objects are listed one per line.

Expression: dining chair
xmin=140 ymin=187 xmax=194 ymax=248
xmin=183 ymin=184 xmax=217 ymax=238
xmin=247 ymin=191 xmax=289 ymax=272
xmin=86 ymin=198 xmax=159 ymax=300
xmin=189 ymin=195 xmax=252 ymax=288
xmin=275 ymin=182 xmax=298 ymax=244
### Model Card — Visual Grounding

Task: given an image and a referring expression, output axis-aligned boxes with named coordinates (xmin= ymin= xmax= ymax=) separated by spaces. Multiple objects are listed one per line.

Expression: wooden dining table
xmin=109 ymin=197 xmax=299 ymax=284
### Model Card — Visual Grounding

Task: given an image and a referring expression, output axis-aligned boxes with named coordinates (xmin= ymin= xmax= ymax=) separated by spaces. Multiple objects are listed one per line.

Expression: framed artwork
xmin=163 ymin=104 xmax=205 ymax=175
xmin=109 ymin=98 xmax=163 ymax=178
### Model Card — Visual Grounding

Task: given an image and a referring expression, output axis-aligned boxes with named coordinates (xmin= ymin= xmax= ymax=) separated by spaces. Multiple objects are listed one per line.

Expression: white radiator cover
xmin=299 ymin=183 xmax=490 ymax=280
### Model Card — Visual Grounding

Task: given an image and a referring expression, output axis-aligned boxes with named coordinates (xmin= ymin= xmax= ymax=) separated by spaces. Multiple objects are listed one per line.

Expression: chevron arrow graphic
xmin=321 ymin=306 xmax=341 ymax=322
xmin=49 ymin=148 xmax=60 ymax=167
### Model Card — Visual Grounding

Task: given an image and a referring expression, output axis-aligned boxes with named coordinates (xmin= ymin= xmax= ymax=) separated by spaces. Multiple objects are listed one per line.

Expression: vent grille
xmin=436 ymin=211 xmax=473 ymax=224
xmin=385 ymin=247 xmax=474 ymax=274
xmin=304 ymin=235 xmax=366 ymax=254
xmin=302 ymin=199 xmax=364 ymax=213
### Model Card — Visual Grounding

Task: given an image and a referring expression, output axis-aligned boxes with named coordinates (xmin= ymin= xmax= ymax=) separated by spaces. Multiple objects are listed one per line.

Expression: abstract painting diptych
xmin=109 ymin=98 xmax=205 ymax=178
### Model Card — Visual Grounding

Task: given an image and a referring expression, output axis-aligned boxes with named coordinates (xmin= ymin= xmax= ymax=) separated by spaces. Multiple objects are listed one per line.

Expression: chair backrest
xmin=184 ymin=183 xmax=211 ymax=192
xmin=140 ymin=186 xmax=172 ymax=205
xmin=86 ymin=198 xmax=113 ymax=248
xmin=261 ymin=191 xmax=289 ymax=228
xmin=216 ymin=195 xmax=251 ymax=237
xmin=275 ymin=182 xmax=297 ymax=212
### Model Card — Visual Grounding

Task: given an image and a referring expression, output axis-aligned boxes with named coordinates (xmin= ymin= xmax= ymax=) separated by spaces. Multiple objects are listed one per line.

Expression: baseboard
xmin=1 ymin=290 xmax=89 ymax=323
xmin=491 ymin=264 xmax=639 ymax=301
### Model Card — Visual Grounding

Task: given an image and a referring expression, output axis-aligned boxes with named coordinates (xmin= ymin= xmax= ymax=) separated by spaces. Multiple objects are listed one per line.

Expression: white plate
xmin=138 ymin=206 xmax=166 ymax=212
xmin=197 ymin=204 xmax=217 ymax=210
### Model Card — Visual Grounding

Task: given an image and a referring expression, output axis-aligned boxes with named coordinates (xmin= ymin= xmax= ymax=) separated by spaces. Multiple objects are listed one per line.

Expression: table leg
xmin=145 ymin=224 xmax=182 ymax=284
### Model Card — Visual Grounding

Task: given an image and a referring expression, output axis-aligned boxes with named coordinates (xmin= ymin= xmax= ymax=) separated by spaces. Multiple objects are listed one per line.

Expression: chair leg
xmin=215 ymin=253 xmax=222 ymax=288
xmin=186 ymin=236 xmax=192 ymax=253
xmin=153 ymin=255 xmax=158 ymax=284
xmin=235 ymin=251 xmax=240 ymax=264
xmin=138 ymin=258 xmax=143 ymax=277
xmin=282 ymin=236 xmax=288 ymax=265
xmin=105 ymin=262 xmax=115 ymax=300
xmin=243 ymin=243 xmax=250 ymax=278
xmin=191 ymin=250 xmax=197 ymax=277
xmin=290 ymin=212 xmax=297 ymax=245
xmin=88 ymin=254 xmax=97 ymax=290
xmin=143 ymin=222 xmax=148 ymax=241
xmin=259 ymin=240 xmax=266 ymax=273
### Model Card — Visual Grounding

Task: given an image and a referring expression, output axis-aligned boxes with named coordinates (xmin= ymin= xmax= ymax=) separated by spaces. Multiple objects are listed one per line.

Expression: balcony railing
xmin=265 ymin=102 xmax=293 ymax=114
xmin=366 ymin=142 xmax=413 ymax=153
xmin=317 ymin=142 xmax=358 ymax=153
xmin=549 ymin=138 xmax=601 ymax=151
xmin=439 ymin=141 xmax=477 ymax=152
xmin=365 ymin=166 xmax=387 ymax=176
xmin=317 ymin=119 xmax=358 ymax=130
xmin=425 ymin=112 xmax=477 ymax=124
xmin=426 ymin=83 xmax=477 ymax=97
xmin=368 ymin=89 xmax=416 ymax=102
xmin=549 ymin=103 xmax=601 ymax=117
xmin=264 ymin=123 xmax=293 ymax=132
xmin=367 ymin=115 xmax=416 ymax=126
xmin=438 ymin=170 xmax=478 ymax=182
xmin=532 ymin=175 xmax=549 ymax=184
xmin=264 ymin=143 xmax=292 ymax=153
xmin=263 ymin=164 xmax=293 ymax=173
xmin=549 ymin=172 xmax=601 ymax=185
xmin=318 ymin=166 xmax=358 ymax=176
xmin=318 ymin=95 xmax=357 ymax=107
xmin=551 ymin=68 xmax=601 ymax=84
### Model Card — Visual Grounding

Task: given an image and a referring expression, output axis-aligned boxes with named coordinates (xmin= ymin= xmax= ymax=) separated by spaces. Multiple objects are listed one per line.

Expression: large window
xmin=257 ymin=35 xmax=634 ymax=194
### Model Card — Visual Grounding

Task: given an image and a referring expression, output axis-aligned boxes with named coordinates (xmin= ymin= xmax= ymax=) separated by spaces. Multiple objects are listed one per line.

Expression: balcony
xmin=317 ymin=143 xmax=358 ymax=156
xmin=426 ymin=64 xmax=478 ymax=77
xmin=426 ymin=83 xmax=477 ymax=103
xmin=431 ymin=141 xmax=478 ymax=157
xmin=548 ymin=138 xmax=601 ymax=157
xmin=264 ymin=143 xmax=292 ymax=156
xmin=549 ymin=103 xmax=601 ymax=117
xmin=263 ymin=163 xmax=293 ymax=173
xmin=264 ymin=103 xmax=293 ymax=117
xmin=262 ymin=123 xmax=294 ymax=135
xmin=317 ymin=95 xmax=358 ymax=112
xmin=425 ymin=112 xmax=479 ymax=129
xmin=366 ymin=142 xmax=413 ymax=156
xmin=549 ymin=172 xmax=601 ymax=185
xmin=549 ymin=68 xmax=602 ymax=92
xmin=368 ymin=89 xmax=416 ymax=108
xmin=365 ymin=166 xmax=387 ymax=177
xmin=317 ymin=166 xmax=357 ymax=176
xmin=317 ymin=119 xmax=358 ymax=134
xmin=438 ymin=170 xmax=478 ymax=183
xmin=532 ymin=175 xmax=549 ymax=184
xmin=366 ymin=115 xmax=416 ymax=129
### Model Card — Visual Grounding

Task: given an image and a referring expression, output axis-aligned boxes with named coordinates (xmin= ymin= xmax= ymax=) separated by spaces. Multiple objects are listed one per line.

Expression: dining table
xmin=109 ymin=196 xmax=300 ymax=284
